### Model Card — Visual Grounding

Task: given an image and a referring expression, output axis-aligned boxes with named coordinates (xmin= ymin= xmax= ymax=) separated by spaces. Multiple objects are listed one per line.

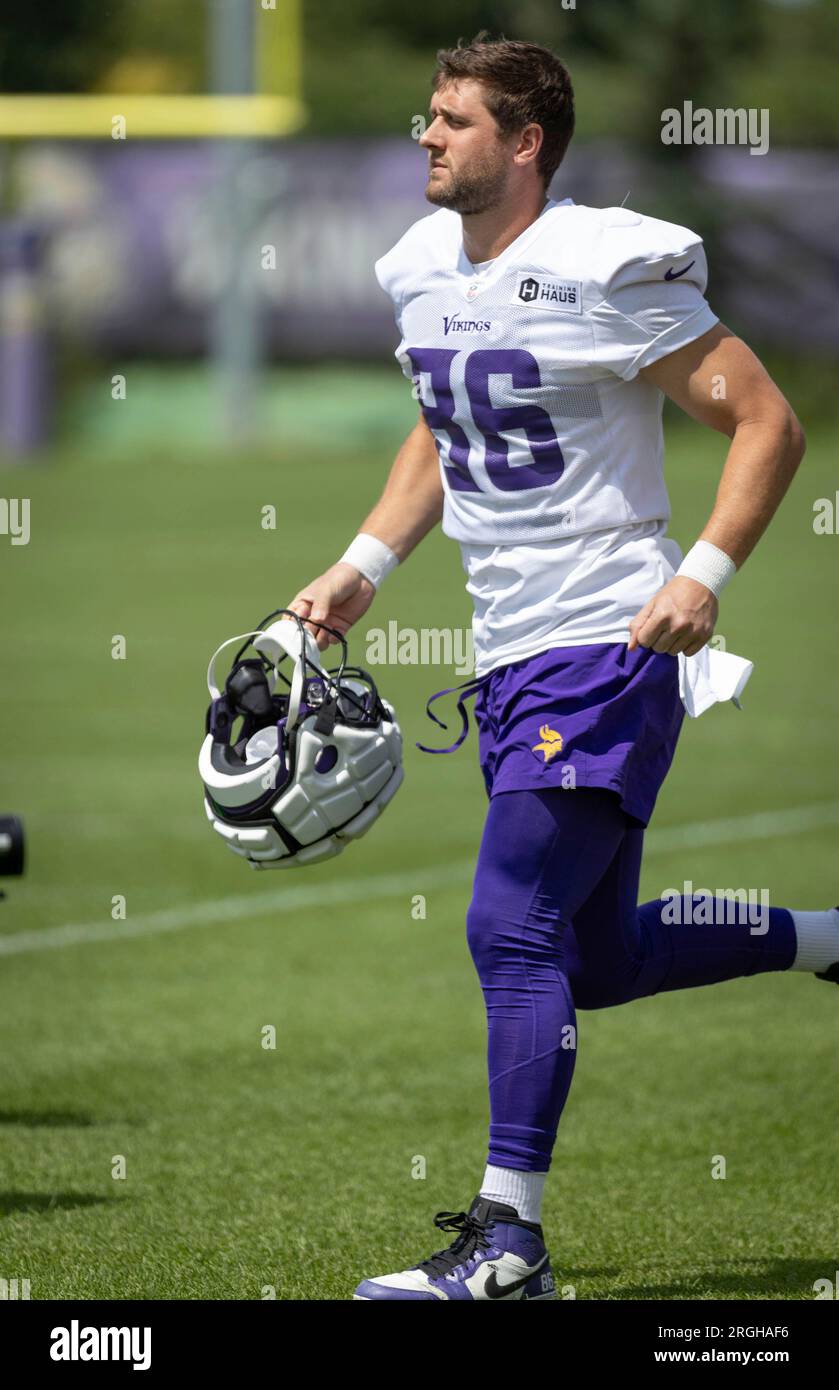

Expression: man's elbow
xmin=782 ymin=407 xmax=807 ymax=471
xmin=759 ymin=403 xmax=806 ymax=471
xmin=734 ymin=398 xmax=806 ymax=466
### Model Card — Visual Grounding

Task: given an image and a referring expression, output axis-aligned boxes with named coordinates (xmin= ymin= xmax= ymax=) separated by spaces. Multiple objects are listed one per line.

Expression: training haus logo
xmin=50 ymin=1321 xmax=151 ymax=1371
xmin=513 ymin=274 xmax=582 ymax=314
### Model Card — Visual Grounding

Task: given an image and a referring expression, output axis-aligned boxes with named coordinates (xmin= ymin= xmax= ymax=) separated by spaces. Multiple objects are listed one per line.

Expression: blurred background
xmin=0 ymin=0 xmax=837 ymax=1302
xmin=0 ymin=0 xmax=837 ymax=460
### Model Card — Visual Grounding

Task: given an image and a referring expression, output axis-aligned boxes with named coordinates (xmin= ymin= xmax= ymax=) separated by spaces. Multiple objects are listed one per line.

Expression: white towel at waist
xmin=678 ymin=645 xmax=753 ymax=718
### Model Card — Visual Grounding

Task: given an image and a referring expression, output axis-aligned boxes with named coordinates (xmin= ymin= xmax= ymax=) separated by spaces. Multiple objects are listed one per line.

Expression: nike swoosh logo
xmin=483 ymin=1256 xmax=548 ymax=1299
xmin=664 ymin=261 xmax=695 ymax=281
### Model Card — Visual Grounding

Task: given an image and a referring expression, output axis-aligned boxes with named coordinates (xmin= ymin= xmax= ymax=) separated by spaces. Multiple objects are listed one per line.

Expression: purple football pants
xmin=466 ymin=786 xmax=797 ymax=1173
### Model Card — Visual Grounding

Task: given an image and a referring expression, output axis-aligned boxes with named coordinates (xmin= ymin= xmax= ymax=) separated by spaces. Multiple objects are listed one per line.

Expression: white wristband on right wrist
xmin=676 ymin=540 xmax=736 ymax=598
xmin=339 ymin=532 xmax=400 ymax=589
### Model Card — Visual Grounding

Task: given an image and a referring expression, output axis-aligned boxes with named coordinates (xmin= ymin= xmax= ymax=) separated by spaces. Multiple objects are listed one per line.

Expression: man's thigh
xmin=469 ymin=786 xmax=631 ymax=932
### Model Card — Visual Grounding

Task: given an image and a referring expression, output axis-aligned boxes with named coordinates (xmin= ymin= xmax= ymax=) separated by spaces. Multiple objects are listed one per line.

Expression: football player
xmin=288 ymin=36 xmax=829 ymax=1301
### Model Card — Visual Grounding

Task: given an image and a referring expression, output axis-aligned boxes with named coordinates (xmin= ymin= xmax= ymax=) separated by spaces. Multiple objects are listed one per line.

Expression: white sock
xmin=790 ymin=907 xmax=839 ymax=972
xmin=480 ymin=1165 xmax=546 ymax=1225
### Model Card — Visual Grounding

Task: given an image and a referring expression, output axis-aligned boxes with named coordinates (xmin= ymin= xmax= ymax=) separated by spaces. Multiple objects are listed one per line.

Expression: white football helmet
xmin=198 ymin=609 xmax=403 ymax=869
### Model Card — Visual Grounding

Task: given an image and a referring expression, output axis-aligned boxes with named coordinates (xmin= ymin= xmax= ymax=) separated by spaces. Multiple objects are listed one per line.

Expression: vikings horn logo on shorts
xmin=532 ymin=725 xmax=564 ymax=763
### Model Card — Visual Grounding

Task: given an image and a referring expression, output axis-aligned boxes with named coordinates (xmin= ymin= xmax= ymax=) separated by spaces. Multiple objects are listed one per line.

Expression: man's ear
xmin=513 ymin=122 xmax=544 ymax=169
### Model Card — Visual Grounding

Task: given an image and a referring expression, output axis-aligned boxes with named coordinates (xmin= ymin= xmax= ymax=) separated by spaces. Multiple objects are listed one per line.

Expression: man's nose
xmin=419 ymin=118 xmax=444 ymax=149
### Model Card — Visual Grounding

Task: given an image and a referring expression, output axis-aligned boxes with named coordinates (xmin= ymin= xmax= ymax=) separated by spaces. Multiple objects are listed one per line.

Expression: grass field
xmin=0 ymin=364 xmax=837 ymax=1301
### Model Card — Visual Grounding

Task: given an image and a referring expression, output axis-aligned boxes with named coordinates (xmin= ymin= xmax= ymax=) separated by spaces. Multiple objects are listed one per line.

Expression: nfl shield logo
xmin=466 ymin=283 xmax=480 ymax=301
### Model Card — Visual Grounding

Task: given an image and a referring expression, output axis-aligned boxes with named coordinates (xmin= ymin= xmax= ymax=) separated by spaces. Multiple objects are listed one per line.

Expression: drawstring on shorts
xmin=415 ymin=670 xmax=494 ymax=755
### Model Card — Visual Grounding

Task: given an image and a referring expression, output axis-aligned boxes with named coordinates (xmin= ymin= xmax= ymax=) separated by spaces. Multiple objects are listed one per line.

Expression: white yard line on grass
xmin=1 ymin=800 xmax=837 ymax=958
xmin=644 ymin=799 xmax=839 ymax=853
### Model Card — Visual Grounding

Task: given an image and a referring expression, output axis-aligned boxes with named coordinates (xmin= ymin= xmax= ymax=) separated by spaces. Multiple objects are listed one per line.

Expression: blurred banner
xmin=9 ymin=137 xmax=839 ymax=358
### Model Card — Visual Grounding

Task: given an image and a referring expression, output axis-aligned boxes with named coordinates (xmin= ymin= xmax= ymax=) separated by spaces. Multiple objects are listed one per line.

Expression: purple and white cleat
xmin=353 ymin=1196 xmax=556 ymax=1300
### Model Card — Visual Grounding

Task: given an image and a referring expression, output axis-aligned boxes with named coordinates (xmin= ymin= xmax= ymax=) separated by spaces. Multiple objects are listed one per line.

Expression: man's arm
xmin=628 ymin=323 xmax=806 ymax=656
xmin=288 ymin=412 xmax=443 ymax=649
xmin=353 ymin=411 xmax=445 ymax=561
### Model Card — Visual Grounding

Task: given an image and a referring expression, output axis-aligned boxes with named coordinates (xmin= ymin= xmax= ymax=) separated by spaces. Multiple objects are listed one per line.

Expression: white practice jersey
xmin=374 ymin=197 xmax=722 ymax=679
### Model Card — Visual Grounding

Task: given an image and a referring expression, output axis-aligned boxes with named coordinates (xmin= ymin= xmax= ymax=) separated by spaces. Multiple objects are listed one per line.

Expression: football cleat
xmin=816 ymin=965 xmax=839 ymax=983
xmin=814 ymin=907 xmax=839 ymax=983
xmin=199 ymin=608 xmax=403 ymax=869
xmin=353 ymin=1196 xmax=556 ymax=1300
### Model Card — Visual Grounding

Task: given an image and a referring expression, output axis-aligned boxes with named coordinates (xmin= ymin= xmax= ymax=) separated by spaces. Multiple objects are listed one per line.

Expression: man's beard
xmin=425 ymin=152 xmax=509 ymax=214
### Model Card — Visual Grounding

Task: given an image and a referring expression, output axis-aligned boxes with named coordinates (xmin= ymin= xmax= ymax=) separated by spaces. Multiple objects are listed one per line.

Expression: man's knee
xmin=466 ymin=893 xmax=502 ymax=975
xmin=466 ymin=891 xmax=565 ymax=980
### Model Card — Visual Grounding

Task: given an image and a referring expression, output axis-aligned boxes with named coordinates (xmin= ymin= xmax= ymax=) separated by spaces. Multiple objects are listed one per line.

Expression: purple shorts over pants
xmin=418 ymin=642 xmax=685 ymax=828
xmin=476 ymin=643 xmax=684 ymax=825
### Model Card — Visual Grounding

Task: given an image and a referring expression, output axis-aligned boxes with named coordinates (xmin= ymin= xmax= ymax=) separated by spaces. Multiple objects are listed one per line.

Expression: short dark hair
xmin=432 ymin=33 xmax=575 ymax=187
